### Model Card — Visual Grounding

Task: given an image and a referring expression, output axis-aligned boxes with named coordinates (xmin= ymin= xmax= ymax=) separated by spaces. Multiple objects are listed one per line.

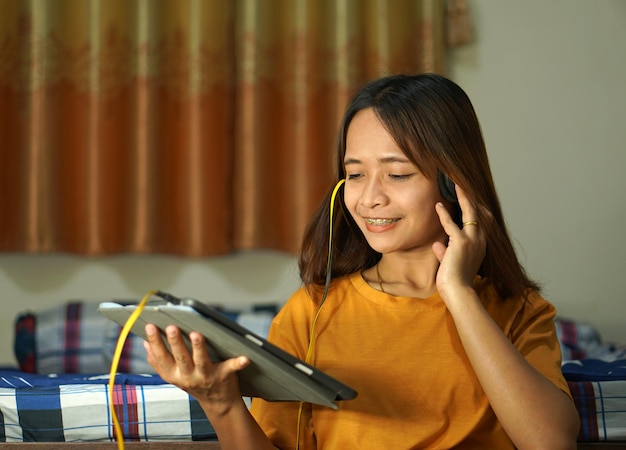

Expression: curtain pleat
xmin=0 ymin=0 xmax=471 ymax=256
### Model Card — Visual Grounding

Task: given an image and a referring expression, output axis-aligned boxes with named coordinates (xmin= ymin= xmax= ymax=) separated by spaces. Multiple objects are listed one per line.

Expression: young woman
xmin=144 ymin=74 xmax=580 ymax=449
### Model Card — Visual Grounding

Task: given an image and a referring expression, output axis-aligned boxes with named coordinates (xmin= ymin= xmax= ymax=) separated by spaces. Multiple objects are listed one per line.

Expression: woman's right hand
xmin=143 ymin=323 xmax=250 ymax=417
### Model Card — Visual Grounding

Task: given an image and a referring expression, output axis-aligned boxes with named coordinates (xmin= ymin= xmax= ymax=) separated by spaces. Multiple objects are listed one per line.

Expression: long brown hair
xmin=299 ymin=73 xmax=539 ymax=300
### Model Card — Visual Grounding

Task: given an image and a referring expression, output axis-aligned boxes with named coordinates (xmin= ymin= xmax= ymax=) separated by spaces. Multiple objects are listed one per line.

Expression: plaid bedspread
xmin=1 ymin=370 xmax=625 ymax=443
xmin=563 ymin=359 xmax=626 ymax=442
xmin=568 ymin=379 xmax=626 ymax=442
xmin=0 ymin=372 xmax=216 ymax=442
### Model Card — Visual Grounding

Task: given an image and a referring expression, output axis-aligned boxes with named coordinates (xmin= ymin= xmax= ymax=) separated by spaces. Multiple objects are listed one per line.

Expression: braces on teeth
xmin=366 ymin=218 xmax=397 ymax=225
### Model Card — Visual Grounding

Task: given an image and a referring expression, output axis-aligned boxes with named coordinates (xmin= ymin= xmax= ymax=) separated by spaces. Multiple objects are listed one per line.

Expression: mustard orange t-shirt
xmin=250 ymin=273 xmax=570 ymax=449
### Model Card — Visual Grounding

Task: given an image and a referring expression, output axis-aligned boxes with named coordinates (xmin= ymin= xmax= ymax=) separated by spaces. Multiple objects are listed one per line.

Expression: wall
xmin=1 ymin=0 xmax=625 ymax=366
xmin=448 ymin=0 xmax=626 ymax=342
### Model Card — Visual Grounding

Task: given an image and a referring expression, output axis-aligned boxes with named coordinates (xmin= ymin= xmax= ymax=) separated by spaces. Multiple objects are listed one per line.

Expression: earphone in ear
xmin=437 ymin=171 xmax=458 ymax=203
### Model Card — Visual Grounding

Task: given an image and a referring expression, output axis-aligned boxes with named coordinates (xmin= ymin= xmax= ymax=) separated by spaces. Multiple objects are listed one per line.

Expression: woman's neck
xmin=367 ymin=252 xmax=440 ymax=298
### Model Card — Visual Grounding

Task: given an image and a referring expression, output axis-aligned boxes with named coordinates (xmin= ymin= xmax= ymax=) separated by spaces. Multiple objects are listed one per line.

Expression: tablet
xmin=98 ymin=295 xmax=357 ymax=409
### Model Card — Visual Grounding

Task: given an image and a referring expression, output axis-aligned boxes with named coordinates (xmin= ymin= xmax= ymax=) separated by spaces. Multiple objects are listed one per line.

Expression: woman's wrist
xmin=200 ymin=393 xmax=248 ymax=420
xmin=439 ymin=283 xmax=479 ymax=312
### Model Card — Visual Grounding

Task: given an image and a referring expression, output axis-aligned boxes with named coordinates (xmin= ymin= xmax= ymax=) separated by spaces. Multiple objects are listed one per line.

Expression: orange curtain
xmin=0 ymin=0 xmax=472 ymax=256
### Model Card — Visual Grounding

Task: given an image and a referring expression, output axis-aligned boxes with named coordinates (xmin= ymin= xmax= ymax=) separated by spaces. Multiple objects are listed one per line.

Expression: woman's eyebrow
xmin=344 ymin=156 xmax=411 ymax=165
xmin=379 ymin=156 xmax=411 ymax=164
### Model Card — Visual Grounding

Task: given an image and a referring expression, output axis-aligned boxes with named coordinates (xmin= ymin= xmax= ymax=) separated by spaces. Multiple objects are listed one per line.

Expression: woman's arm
xmin=144 ymin=324 xmax=277 ymax=450
xmin=432 ymin=187 xmax=580 ymax=450
xmin=441 ymin=288 xmax=579 ymax=450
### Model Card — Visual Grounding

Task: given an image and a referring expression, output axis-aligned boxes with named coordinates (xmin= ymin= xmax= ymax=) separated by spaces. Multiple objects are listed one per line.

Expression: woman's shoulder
xmin=475 ymin=277 xmax=556 ymax=320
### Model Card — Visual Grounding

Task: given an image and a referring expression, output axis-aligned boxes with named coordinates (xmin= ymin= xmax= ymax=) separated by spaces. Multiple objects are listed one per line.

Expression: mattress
xmin=564 ymin=360 xmax=626 ymax=442
xmin=1 ymin=365 xmax=625 ymax=443
xmin=0 ymin=371 xmax=216 ymax=442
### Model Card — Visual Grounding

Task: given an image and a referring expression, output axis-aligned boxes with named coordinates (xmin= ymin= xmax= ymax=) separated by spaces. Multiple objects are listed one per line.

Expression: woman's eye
xmin=347 ymin=173 xmax=362 ymax=180
xmin=389 ymin=174 xmax=413 ymax=180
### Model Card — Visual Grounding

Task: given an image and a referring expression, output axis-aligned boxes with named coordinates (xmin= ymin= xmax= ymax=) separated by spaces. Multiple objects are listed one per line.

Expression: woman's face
xmin=343 ymin=108 xmax=448 ymax=255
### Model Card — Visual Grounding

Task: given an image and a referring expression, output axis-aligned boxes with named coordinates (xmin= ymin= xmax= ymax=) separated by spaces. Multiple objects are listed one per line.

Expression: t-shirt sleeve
xmin=509 ymin=293 xmax=572 ymax=399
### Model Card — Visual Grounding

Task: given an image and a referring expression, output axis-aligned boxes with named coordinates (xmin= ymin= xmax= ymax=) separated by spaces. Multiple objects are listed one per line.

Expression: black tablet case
xmin=98 ymin=299 xmax=357 ymax=409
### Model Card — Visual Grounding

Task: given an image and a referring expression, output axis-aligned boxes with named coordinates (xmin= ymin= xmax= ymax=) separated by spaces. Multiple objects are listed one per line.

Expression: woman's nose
xmin=360 ymin=177 xmax=387 ymax=208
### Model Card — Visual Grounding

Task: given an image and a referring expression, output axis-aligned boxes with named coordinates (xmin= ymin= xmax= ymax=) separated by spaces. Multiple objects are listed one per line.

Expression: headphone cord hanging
xmin=107 ymin=289 xmax=157 ymax=450
xmin=295 ymin=179 xmax=345 ymax=448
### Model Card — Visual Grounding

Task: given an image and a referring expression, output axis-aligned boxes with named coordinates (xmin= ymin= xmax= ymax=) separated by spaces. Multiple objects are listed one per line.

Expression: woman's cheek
xmin=342 ymin=190 xmax=358 ymax=219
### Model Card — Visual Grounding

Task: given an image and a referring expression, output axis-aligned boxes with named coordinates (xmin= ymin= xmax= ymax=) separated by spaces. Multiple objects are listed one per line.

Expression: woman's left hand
xmin=432 ymin=184 xmax=487 ymax=303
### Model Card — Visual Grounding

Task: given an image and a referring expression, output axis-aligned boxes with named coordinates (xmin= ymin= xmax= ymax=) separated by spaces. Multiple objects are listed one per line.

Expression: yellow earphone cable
xmin=295 ymin=179 xmax=345 ymax=448
xmin=108 ymin=289 xmax=158 ymax=450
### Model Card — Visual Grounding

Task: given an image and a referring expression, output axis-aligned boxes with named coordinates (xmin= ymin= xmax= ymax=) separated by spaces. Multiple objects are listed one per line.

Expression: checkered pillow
xmin=14 ymin=300 xmax=277 ymax=375
xmin=555 ymin=317 xmax=626 ymax=362
xmin=14 ymin=301 xmax=148 ymax=374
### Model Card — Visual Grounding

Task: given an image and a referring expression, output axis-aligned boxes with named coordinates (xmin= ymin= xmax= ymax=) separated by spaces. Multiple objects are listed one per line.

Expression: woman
xmin=144 ymin=74 xmax=580 ymax=449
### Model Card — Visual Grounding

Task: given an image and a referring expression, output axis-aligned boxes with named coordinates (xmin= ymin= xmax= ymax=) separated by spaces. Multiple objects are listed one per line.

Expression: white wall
xmin=1 ymin=0 xmax=625 ymax=366
xmin=448 ymin=0 xmax=626 ymax=343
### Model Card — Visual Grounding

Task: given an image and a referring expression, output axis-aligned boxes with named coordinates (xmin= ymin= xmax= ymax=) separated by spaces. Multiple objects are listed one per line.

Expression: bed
xmin=2 ymin=300 xmax=624 ymax=449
